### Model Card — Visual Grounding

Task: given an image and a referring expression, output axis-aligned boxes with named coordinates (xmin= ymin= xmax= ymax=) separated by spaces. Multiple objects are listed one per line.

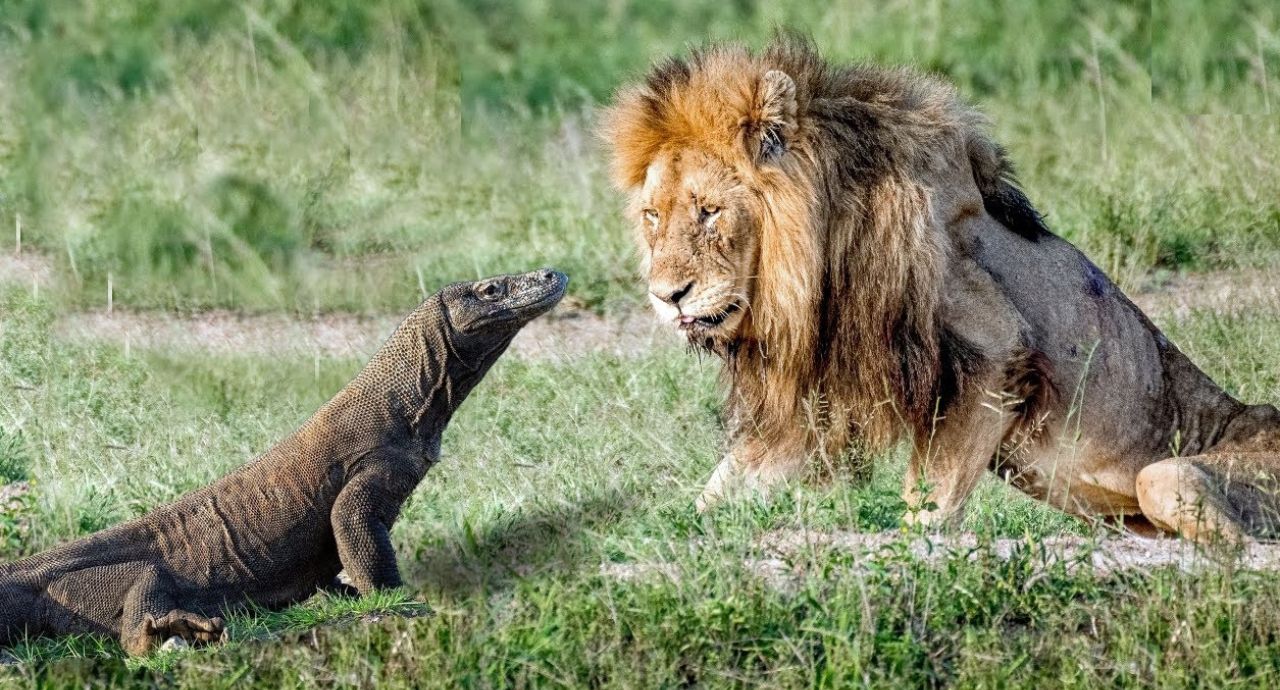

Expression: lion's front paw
xmin=902 ymin=505 xmax=961 ymax=530
xmin=696 ymin=457 xmax=741 ymax=513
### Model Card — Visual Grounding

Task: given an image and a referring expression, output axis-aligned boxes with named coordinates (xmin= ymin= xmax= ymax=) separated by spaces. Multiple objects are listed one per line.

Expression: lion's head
xmin=602 ymin=37 xmax=1027 ymax=455
xmin=628 ymin=146 xmax=756 ymax=348
xmin=601 ymin=48 xmax=820 ymax=362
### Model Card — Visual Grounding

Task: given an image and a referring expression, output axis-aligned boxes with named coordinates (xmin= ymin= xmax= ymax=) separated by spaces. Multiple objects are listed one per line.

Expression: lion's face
xmin=605 ymin=58 xmax=811 ymax=356
xmin=633 ymin=148 xmax=758 ymax=346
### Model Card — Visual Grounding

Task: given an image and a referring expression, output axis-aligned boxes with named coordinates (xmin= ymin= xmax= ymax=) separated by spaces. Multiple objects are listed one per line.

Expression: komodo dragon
xmin=0 ymin=269 xmax=567 ymax=656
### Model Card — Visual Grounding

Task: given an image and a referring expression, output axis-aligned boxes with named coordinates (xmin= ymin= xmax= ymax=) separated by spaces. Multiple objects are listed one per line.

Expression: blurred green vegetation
xmin=1 ymin=1 xmax=1278 ymax=314
xmin=445 ymin=0 xmax=1153 ymax=108
xmin=1152 ymin=0 xmax=1280 ymax=111
xmin=0 ymin=0 xmax=470 ymax=312
xmin=0 ymin=426 xmax=30 ymax=484
xmin=1 ymin=0 xmax=446 ymax=101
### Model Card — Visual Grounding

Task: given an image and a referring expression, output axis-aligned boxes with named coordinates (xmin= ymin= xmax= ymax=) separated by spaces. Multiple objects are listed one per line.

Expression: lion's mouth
xmin=678 ymin=301 xmax=742 ymax=330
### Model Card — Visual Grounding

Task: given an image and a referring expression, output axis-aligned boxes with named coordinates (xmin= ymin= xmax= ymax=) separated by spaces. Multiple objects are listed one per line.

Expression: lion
xmin=601 ymin=36 xmax=1280 ymax=542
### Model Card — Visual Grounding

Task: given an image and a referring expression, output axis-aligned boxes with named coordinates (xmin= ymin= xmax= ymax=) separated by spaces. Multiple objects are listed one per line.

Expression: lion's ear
xmin=742 ymin=70 xmax=797 ymax=165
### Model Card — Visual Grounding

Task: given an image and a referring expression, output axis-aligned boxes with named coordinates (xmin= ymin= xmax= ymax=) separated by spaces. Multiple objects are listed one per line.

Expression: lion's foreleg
xmin=903 ymin=385 xmax=1014 ymax=528
xmin=695 ymin=437 xmax=808 ymax=513
xmin=695 ymin=454 xmax=739 ymax=513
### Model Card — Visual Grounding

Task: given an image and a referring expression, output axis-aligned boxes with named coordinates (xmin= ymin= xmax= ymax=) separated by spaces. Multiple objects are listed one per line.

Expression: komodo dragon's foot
xmin=127 ymin=610 xmax=227 ymax=655
xmin=323 ymin=571 xmax=361 ymax=598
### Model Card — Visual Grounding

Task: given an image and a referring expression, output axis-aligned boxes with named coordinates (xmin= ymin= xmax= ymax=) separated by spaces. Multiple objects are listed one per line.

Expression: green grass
xmin=1152 ymin=0 xmax=1280 ymax=111
xmin=0 ymin=587 xmax=426 ymax=673
xmin=4 ymin=269 xmax=1280 ymax=685
xmin=3 ymin=0 xmax=1280 ymax=686
xmin=2 ymin=1 xmax=1279 ymax=312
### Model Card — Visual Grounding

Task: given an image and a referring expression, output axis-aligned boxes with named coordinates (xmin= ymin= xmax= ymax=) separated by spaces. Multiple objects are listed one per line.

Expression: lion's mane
xmin=603 ymin=36 xmax=1048 ymax=461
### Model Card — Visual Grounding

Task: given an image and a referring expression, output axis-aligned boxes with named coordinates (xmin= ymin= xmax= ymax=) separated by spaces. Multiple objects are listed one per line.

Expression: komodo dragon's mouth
xmin=507 ymin=272 xmax=568 ymax=313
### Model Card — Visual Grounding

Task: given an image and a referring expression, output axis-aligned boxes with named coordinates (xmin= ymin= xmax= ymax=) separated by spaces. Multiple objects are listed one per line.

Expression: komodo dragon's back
xmin=0 ymin=269 xmax=567 ymax=656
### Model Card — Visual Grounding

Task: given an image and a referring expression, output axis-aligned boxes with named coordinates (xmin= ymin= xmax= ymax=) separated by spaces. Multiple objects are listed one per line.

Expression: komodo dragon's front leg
xmin=331 ymin=454 xmax=429 ymax=593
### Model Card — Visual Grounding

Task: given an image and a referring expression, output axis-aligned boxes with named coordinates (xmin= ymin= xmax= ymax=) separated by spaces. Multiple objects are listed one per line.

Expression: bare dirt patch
xmin=62 ymin=311 xmax=398 ymax=359
xmin=0 ymin=481 xmax=28 ymax=506
xmin=602 ymin=528 xmax=1280 ymax=588
xmin=0 ymin=253 xmax=53 ymax=289
xmin=758 ymin=528 xmax=1280 ymax=575
xmin=0 ymin=481 xmax=30 ymax=514
xmin=1130 ymin=268 xmax=1280 ymax=320
xmin=42 ymin=267 xmax=1280 ymax=360
xmin=57 ymin=305 xmax=678 ymax=361
xmin=0 ymin=481 xmax=31 ymax=542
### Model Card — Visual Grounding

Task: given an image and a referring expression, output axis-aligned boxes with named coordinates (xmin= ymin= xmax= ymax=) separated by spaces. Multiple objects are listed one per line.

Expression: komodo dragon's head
xmin=349 ymin=269 xmax=567 ymax=437
xmin=437 ymin=268 xmax=569 ymax=369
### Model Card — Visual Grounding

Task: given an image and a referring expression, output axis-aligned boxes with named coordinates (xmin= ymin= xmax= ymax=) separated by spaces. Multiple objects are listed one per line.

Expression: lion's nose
xmin=651 ymin=280 xmax=694 ymax=307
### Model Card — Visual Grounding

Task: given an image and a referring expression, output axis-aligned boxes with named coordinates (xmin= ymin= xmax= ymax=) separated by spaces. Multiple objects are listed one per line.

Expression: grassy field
xmin=3 ymin=0 xmax=1280 ymax=687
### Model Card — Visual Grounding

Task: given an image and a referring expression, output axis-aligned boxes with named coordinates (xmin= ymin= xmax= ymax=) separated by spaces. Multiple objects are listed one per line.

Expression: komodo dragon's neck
xmin=318 ymin=295 xmax=512 ymax=448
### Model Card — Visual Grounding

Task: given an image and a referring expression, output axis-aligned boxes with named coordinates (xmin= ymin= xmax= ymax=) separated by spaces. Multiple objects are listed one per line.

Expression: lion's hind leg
xmin=1135 ymin=453 xmax=1280 ymax=543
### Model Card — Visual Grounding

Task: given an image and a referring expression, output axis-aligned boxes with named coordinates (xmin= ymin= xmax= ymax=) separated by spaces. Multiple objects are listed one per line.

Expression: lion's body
xmin=603 ymin=37 xmax=1280 ymax=540
xmin=936 ymin=197 xmax=1280 ymax=535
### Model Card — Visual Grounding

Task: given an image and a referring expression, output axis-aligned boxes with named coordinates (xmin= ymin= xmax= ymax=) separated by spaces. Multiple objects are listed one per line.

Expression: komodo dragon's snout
xmin=443 ymin=269 xmax=568 ymax=341
xmin=0 ymin=268 xmax=567 ymax=657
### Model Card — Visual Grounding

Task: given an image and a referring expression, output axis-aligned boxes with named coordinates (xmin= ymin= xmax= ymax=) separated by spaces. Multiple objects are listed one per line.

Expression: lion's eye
xmin=642 ymin=209 xmax=659 ymax=228
xmin=699 ymin=205 xmax=722 ymax=226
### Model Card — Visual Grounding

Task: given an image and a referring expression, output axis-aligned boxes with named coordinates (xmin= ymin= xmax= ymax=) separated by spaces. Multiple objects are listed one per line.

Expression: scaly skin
xmin=0 ymin=269 xmax=567 ymax=656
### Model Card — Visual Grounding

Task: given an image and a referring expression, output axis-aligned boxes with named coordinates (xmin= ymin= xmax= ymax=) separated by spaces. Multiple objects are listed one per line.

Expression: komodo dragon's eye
xmin=477 ymin=282 xmax=506 ymax=301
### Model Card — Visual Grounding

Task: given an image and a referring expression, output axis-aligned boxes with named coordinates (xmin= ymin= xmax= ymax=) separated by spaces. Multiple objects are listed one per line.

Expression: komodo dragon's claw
xmin=141 ymin=610 xmax=227 ymax=652
xmin=159 ymin=636 xmax=188 ymax=652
